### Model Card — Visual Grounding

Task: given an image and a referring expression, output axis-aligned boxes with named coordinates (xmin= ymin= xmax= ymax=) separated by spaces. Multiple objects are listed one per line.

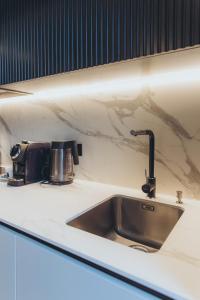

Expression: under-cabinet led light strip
xmin=1 ymin=67 xmax=200 ymax=104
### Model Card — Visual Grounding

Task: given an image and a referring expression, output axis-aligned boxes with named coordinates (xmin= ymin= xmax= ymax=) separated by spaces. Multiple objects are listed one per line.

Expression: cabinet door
xmin=0 ymin=225 xmax=16 ymax=300
xmin=16 ymin=235 xmax=158 ymax=300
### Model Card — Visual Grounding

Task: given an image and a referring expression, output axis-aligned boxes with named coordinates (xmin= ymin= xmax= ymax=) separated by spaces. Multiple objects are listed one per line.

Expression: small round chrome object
xmin=176 ymin=191 xmax=183 ymax=204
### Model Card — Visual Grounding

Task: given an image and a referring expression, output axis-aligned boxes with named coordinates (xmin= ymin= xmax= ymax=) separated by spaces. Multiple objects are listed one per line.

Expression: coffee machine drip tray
xmin=7 ymin=178 xmax=25 ymax=187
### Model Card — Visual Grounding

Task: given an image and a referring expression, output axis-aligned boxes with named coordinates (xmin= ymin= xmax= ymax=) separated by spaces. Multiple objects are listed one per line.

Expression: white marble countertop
xmin=0 ymin=179 xmax=199 ymax=300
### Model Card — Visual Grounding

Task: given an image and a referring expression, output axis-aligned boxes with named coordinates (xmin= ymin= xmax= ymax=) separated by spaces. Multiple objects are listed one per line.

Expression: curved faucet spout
xmin=130 ymin=129 xmax=156 ymax=198
xmin=130 ymin=129 xmax=154 ymax=139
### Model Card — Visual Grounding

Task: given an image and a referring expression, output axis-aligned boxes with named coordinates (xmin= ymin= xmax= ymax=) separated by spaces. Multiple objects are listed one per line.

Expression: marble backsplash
xmin=1 ymin=46 xmax=200 ymax=199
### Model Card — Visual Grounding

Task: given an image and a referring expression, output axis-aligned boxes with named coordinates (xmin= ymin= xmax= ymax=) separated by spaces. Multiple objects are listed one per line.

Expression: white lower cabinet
xmin=16 ymin=236 xmax=158 ymax=300
xmin=0 ymin=224 xmax=159 ymax=300
xmin=0 ymin=226 xmax=15 ymax=300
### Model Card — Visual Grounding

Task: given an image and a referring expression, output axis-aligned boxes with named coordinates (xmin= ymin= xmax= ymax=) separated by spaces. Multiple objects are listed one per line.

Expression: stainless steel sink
xmin=68 ymin=195 xmax=184 ymax=253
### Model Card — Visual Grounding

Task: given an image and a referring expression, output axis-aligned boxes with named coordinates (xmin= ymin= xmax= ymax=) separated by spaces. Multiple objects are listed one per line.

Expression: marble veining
xmin=0 ymin=115 xmax=12 ymax=135
xmin=1 ymin=47 xmax=200 ymax=198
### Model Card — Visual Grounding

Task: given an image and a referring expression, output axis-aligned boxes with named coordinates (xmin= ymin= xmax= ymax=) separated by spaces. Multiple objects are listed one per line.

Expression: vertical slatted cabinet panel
xmin=0 ymin=0 xmax=200 ymax=85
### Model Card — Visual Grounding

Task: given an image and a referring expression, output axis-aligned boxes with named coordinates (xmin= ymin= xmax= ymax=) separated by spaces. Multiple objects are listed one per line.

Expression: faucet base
xmin=142 ymin=177 xmax=156 ymax=198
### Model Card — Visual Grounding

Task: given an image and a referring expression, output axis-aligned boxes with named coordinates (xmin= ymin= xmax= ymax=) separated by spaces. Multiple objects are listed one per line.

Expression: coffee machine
xmin=49 ymin=140 xmax=81 ymax=185
xmin=8 ymin=141 xmax=50 ymax=186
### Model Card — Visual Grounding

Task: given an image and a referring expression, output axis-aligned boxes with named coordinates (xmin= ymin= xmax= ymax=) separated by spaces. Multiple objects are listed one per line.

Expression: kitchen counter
xmin=0 ymin=179 xmax=199 ymax=300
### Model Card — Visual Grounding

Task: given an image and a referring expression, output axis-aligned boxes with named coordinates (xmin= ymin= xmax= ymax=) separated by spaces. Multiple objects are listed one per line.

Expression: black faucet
xmin=130 ymin=129 xmax=156 ymax=198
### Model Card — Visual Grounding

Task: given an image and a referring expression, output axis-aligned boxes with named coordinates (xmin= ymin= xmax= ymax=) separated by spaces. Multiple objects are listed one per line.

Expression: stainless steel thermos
xmin=50 ymin=141 xmax=80 ymax=185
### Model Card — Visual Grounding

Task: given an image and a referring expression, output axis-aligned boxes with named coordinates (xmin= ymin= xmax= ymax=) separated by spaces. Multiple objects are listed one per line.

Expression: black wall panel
xmin=0 ymin=0 xmax=200 ymax=84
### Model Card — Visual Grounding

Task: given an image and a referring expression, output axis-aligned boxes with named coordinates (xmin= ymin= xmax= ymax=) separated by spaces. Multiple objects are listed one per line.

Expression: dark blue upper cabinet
xmin=0 ymin=0 xmax=200 ymax=84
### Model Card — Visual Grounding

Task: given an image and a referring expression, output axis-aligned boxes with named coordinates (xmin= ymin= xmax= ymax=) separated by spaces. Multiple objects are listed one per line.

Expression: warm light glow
xmin=1 ymin=67 xmax=200 ymax=104
xmin=34 ymin=68 xmax=200 ymax=99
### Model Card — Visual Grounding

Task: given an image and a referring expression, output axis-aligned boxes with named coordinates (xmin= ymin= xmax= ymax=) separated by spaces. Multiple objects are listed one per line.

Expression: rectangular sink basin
xmin=68 ymin=195 xmax=184 ymax=253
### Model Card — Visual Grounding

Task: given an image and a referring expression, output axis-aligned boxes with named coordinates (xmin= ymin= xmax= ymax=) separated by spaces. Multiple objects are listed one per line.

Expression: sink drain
xmin=129 ymin=244 xmax=150 ymax=253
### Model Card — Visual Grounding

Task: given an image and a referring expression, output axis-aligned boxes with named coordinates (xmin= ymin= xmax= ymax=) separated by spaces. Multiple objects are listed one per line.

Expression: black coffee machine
xmin=8 ymin=141 xmax=50 ymax=186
